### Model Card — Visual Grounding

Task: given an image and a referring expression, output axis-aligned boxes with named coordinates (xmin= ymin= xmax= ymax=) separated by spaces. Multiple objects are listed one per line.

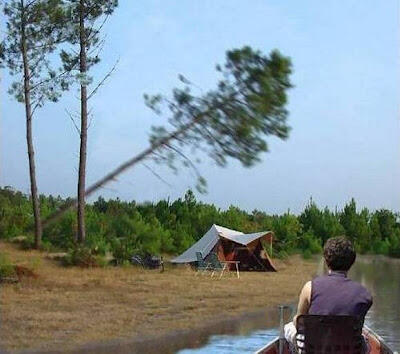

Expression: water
xmin=178 ymin=256 xmax=400 ymax=353
xmin=350 ymin=256 xmax=400 ymax=350
xmin=178 ymin=329 xmax=278 ymax=354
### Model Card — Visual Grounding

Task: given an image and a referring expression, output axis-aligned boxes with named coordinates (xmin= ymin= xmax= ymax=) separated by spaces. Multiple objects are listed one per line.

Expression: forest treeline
xmin=1 ymin=187 xmax=400 ymax=262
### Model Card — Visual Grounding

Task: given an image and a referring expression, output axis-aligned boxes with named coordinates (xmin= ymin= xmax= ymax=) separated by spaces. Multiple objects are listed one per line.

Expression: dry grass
xmin=0 ymin=242 xmax=317 ymax=352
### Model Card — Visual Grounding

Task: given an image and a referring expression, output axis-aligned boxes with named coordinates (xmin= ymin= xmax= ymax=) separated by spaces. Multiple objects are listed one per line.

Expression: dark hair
xmin=323 ymin=236 xmax=356 ymax=271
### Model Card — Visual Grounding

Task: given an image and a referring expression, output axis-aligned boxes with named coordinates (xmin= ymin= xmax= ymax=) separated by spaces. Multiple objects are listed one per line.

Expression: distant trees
xmin=2 ymin=187 xmax=400 ymax=259
xmin=300 ymin=199 xmax=344 ymax=245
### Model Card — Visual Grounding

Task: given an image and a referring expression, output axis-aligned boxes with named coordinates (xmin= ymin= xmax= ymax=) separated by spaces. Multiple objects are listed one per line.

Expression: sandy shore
xmin=0 ymin=242 xmax=317 ymax=353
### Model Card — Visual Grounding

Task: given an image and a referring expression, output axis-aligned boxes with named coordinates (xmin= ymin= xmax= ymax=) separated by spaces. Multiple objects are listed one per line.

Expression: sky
xmin=1 ymin=0 xmax=400 ymax=214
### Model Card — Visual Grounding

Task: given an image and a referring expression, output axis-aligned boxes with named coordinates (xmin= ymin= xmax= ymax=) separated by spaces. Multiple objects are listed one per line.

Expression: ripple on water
xmin=178 ymin=328 xmax=278 ymax=354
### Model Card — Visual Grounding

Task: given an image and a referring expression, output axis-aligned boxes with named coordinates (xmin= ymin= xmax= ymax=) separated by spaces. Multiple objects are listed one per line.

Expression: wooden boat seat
xmin=296 ymin=315 xmax=364 ymax=354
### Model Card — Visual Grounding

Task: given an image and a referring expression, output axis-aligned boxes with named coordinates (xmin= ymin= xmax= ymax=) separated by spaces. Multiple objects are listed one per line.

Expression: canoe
xmin=255 ymin=326 xmax=395 ymax=354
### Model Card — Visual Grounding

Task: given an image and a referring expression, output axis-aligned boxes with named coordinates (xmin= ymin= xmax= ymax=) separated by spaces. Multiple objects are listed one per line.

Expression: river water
xmin=178 ymin=256 xmax=400 ymax=353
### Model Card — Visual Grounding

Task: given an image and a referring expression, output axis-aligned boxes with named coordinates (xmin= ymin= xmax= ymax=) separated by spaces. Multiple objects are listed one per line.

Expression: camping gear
xmin=208 ymin=252 xmax=224 ymax=277
xmin=255 ymin=314 xmax=395 ymax=354
xmin=195 ymin=252 xmax=212 ymax=275
xmin=171 ymin=224 xmax=276 ymax=272
xmin=219 ymin=260 xmax=241 ymax=278
xmin=131 ymin=254 xmax=163 ymax=269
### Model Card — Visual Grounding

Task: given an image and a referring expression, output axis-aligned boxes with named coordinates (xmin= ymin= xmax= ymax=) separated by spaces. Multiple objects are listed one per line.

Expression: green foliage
xmin=19 ymin=235 xmax=35 ymax=250
xmin=272 ymin=213 xmax=302 ymax=254
xmin=110 ymin=237 xmax=136 ymax=265
xmin=0 ymin=253 xmax=16 ymax=279
xmin=2 ymin=0 xmax=70 ymax=106
xmin=60 ymin=0 xmax=119 ymax=84
xmin=42 ymin=210 xmax=76 ymax=248
xmin=146 ymin=47 xmax=293 ymax=191
xmin=298 ymin=229 xmax=322 ymax=254
xmin=388 ymin=230 xmax=400 ymax=257
xmin=302 ymin=249 xmax=313 ymax=260
xmin=2 ymin=187 xmax=400 ymax=259
xmin=299 ymin=199 xmax=344 ymax=244
xmin=0 ymin=187 xmax=32 ymax=239
xmin=63 ymin=244 xmax=103 ymax=267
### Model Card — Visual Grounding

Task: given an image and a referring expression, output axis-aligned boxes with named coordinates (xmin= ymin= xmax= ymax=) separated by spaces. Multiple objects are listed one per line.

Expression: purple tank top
xmin=309 ymin=272 xmax=372 ymax=321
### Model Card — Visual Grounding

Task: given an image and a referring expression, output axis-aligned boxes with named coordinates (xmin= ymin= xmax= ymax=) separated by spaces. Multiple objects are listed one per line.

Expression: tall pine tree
xmin=2 ymin=0 xmax=69 ymax=248
xmin=61 ymin=0 xmax=118 ymax=243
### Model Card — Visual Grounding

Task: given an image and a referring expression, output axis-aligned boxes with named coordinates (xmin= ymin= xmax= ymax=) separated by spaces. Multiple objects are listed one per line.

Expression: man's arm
xmin=293 ymin=281 xmax=312 ymax=326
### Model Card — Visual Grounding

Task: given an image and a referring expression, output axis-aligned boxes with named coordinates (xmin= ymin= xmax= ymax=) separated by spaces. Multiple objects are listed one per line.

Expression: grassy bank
xmin=0 ymin=242 xmax=317 ymax=352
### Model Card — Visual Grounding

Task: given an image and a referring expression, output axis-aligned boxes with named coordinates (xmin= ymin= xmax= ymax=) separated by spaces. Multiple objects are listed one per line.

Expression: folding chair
xmin=295 ymin=315 xmax=364 ymax=354
xmin=195 ymin=252 xmax=212 ymax=276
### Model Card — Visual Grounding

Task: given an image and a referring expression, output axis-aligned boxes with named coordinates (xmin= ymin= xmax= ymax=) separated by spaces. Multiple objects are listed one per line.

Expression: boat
xmin=255 ymin=325 xmax=395 ymax=354
xmin=255 ymin=307 xmax=396 ymax=354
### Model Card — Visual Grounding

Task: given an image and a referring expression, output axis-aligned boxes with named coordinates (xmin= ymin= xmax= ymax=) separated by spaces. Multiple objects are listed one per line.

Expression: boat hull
xmin=255 ymin=326 xmax=395 ymax=354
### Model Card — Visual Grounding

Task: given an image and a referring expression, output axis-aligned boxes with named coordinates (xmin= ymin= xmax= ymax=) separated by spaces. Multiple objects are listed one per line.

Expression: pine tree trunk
xmin=77 ymin=0 xmax=88 ymax=243
xmin=21 ymin=0 xmax=42 ymax=249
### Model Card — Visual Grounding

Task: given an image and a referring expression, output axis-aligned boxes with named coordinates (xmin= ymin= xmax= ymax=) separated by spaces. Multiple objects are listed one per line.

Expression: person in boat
xmin=285 ymin=236 xmax=373 ymax=351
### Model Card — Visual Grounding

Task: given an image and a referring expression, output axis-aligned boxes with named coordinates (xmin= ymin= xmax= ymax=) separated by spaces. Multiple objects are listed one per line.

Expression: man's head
xmin=323 ymin=236 xmax=356 ymax=271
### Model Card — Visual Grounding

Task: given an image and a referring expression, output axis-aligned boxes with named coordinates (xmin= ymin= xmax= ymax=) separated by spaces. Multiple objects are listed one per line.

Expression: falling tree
xmin=60 ymin=0 xmax=118 ymax=243
xmin=43 ymin=46 xmax=293 ymax=227
xmin=1 ymin=0 xmax=69 ymax=248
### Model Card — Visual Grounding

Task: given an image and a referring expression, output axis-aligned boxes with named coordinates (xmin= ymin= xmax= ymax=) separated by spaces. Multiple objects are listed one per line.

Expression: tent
xmin=171 ymin=224 xmax=276 ymax=271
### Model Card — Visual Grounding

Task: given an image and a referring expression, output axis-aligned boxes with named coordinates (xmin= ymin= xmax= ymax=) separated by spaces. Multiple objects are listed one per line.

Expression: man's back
xmin=309 ymin=272 xmax=372 ymax=320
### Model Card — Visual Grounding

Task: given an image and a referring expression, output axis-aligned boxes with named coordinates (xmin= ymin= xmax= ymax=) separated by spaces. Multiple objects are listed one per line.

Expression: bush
xmin=85 ymin=233 xmax=110 ymax=256
xmin=388 ymin=233 xmax=400 ymax=258
xmin=275 ymin=249 xmax=290 ymax=259
xmin=372 ymin=239 xmax=390 ymax=255
xmin=63 ymin=245 xmax=105 ymax=267
xmin=42 ymin=211 xmax=76 ymax=249
xmin=0 ymin=253 xmax=16 ymax=279
xmin=302 ymin=249 xmax=312 ymax=259
xmin=110 ymin=237 xmax=138 ymax=265
xmin=19 ymin=235 xmax=35 ymax=250
xmin=297 ymin=229 xmax=322 ymax=254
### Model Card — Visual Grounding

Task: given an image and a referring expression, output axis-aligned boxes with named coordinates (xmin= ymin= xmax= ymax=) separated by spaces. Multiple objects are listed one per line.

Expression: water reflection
xmin=350 ymin=256 xmax=400 ymax=350
xmin=178 ymin=329 xmax=278 ymax=354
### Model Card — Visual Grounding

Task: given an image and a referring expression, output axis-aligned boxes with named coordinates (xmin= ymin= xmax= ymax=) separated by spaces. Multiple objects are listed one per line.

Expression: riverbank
xmin=0 ymin=242 xmax=317 ymax=353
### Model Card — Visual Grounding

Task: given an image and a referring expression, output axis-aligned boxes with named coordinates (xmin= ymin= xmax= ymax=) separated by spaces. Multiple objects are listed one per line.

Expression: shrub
xmin=85 ymin=233 xmax=110 ymax=256
xmin=63 ymin=245 xmax=102 ymax=267
xmin=388 ymin=233 xmax=400 ymax=258
xmin=372 ymin=239 xmax=390 ymax=255
xmin=42 ymin=211 xmax=76 ymax=249
xmin=19 ymin=235 xmax=35 ymax=250
xmin=110 ymin=237 xmax=139 ymax=265
xmin=0 ymin=253 xmax=16 ymax=279
xmin=297 ymin=229 xmax=322 ymax=254
xmin=302 ymin=249 xmax=312 ymax=259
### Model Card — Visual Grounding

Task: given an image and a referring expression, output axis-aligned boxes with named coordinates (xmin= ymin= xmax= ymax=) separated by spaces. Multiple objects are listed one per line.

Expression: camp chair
xmin=295 ymin=315 xmax=364 ymax=354
xmin=208 ymin=252 xmax=224 ymax=278
xmin=195 ymin=252 xmax=211 ymax=276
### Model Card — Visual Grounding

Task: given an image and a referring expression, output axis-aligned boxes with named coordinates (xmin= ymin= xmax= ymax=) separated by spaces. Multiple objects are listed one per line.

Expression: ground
xmin=0 ymin=241 xmax=317 ymax=352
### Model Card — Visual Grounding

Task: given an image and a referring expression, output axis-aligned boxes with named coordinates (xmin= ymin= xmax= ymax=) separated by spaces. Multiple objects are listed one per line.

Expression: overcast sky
xmin=2 ymin=0 xmax=399 ymax=214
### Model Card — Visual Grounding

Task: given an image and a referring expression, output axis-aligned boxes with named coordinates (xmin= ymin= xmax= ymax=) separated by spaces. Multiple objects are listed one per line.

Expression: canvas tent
xmin=171 ymin=224 xmax=276 ymax=271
